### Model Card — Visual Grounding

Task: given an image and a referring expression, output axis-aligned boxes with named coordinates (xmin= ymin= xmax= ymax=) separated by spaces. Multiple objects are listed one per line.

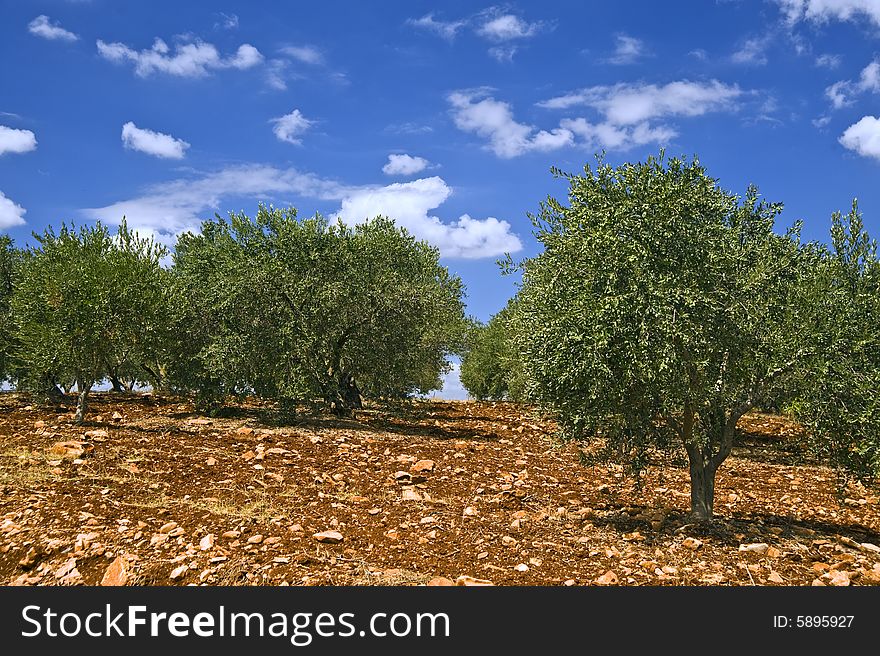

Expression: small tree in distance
xmin=508 ymin=153 xmax=875 ymax=520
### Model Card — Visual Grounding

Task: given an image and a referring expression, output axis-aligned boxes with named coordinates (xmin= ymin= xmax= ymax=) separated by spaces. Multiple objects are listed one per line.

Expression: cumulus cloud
xmin=476 ymin=11 xmax=542 ymax=41
xmin=280 ymin=45 xmax=323 ymax=65
xmin=335 ymin=177 xmax=522 ymax=258
xmin=0 ymin=125 xmax=37 ymax=156
xmin=383 ymin=154 xmax=430 ymax=176
xmin=97 ymin=37 xmax=263 ymax=77
xmin=28 ymin=15 xmax=79 ymax=42
xmin=777 ymin=0 xmax=880 ymax=26
xmin=455 ymin=79 xmax=739 ymax=154
xmin=84 ymin=167 xmax=520 ymax=258
xmin=538 ymin=80 xmax=742 ymax=123
xmin=271 ymin=109 xmax=313 ymax=145
xmin=825 ymin=59 xmax=880 ymax=109
xmin=448 ymin=90 xmax=574 ymax=158
xmin=121 ymin=122 xmax=190 ymax=159
xmin=0 ymin=191 xmax=27 ymax=229
xmin=839 ymin=115 xmax=880 ymax=160
xmin=407 ymin=13 xmax=468 ymax=40
xmin=605 ymin=34 xmax=647 ymax=65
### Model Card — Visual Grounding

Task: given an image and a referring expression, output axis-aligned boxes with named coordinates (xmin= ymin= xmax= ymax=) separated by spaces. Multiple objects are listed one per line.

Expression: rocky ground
xmin=1 ymin=392 xmax=879 ymax=587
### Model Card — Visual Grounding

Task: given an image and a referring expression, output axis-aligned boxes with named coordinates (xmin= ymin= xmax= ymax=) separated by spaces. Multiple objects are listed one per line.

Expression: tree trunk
xmin=329 ymin=373 xmax=362 ymax=416
xmin=74 ymin=382 xmax=90 ymax=424
xmin=109 ymin=374 xmax=125 ymax=393
xmin=689 ymin=458 xmax=716 ymax=520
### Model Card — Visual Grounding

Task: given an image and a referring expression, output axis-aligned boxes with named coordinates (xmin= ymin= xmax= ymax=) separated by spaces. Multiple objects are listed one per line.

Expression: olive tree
xmin=510 ymin=154 xmax=821 ymax=519
xmin=787 ymin=202 xmax=880 ymax=486
xmin=0 ymin=236 xmax=18 ymax=382
xmin=12 ymin=221 xmax=168 ymax=422
xmin=460 ymin=304 xmax=525 ymax=401
xmin=170 ymin=206 xmax=467 ymax=414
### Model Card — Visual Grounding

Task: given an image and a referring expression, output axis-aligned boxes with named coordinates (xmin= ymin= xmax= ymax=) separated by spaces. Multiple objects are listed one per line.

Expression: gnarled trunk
xmin=329 ymin=372 xmax=362 ymax=416
xmin=109 ymin=374 xmax=125 ymax=393
xmin=74 ymin=380 xmax=90 ymax=424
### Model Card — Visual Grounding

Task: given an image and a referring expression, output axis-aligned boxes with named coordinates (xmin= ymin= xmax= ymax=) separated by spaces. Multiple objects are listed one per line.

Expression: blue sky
xmin=2 ymin=1 xmax=880 ymax=397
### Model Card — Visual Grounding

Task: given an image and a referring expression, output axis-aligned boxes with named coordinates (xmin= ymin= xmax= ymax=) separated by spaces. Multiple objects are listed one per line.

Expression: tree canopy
xmin=169 ymin=206 xmax=467 ymax=414
xmin=11 ymin=221 xmax=168 ymax=421
xmin=507 ymin=154 xmax=879 ymax=519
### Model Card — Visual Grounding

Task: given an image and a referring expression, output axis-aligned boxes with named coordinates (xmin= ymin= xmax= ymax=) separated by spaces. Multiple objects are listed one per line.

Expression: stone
xmin=158 ymin=522 xmax=178 ymax=534
xmin=594 ymin=570 xmax=619 ymax=586
xmin=767 ymin=571 xmax=785 ymax=584
xmin=739 ymin=543 xmax=769 ymax=554
xmin=514 ymin=563 xmax=529 ymax=572
xmin=427 ymin=577 xmax=455 ymax=586
xmin=313 ymin=530 xmax=344 ymax=544
xmin=455 ymin=575 xmax=494 ymax=586
xmin=823 ymin=570 xmax=851 ymax=587
xmin=246 ymin=534 xmax=264 ymax=544
xmin=222 ymin=530 xmax=241 ymax=539
xmin=100 ymin=557 xmax=129 ymax=586
xmin=111 ymin=411 xmax=124 ymax=421
xmin=18 ymin=547 xmax=39 ymax=569
xmin=170 ymin=565 xmax=188 ymax=580
xmin=84 ymin=429 xmax=109 ymax=440
xmin=463 ymin=506 xmax=478 ymax=516
xmin=206 ymin=457 xmax=217 ymax=466
xmin=48 ymin=441 xmax=86 ymax=459
xmin=55 ymin=558 xmax=78 ymax=579
xmin=410 ymin=460 xmax=435 ymax=474
xmin=199 ymin=534 xmax=215 ymax=551
xmin=682 ymin=537 xmax=703 ymax=550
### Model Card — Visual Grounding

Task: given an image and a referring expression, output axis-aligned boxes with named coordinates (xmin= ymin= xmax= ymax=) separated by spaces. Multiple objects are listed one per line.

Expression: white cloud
xmin=84 ymin=166 xmax=521 ymax=259
xmin=476 ymin=12 xmax=542 ymax=41
xmin=825 ymin=59 xmax=880 ymax=109
xmin=0 ymin=125 xmax=37 ymax=155
xmin=271 ymin=109 xmax=313 ymax=145
xmin=280 ymin=45 xmax=323 ymax=65
xmin=0 ymin=191 xmax=26 ymax=229
xmin=28 ymin=15 xmax=79 ymax=42
xmin=83 ymin=165 xmax=354 ymax=246
xmin=839 ymin=115 xmax=880 ymax=160
xmin=97 ymin=37 xmax=263 ymax=77
xmin=383 ymin=154 xmax=430 ymax=176
xmin=121 ymin=122 xmax=190 ymax=159
xmin=538 ymin=80 xmax=742 ymax=124
xmin=812 ymin=115 xmax=832 ymax=128
xmin=488 ymin=45 xmax=517 ymax=62
xmin=689 ymin=48 xmax=709 ymax=61
xmin=605 ymin=35 xmax=647 ymax=65
xmin=731 ymin=36 xmax=770 ymax=65
xmin=777 ymin=0 xmax=880 ymax=26
xmin=336 ymin=177 xmax=522 ymax=259
xmin=815 ymin=53 xmax=842 ymax=69
xmin=560 ymin=118 xmax=676 ymax=150
xmin=448 ymin=90 xmax=574 ymax=158
xmin=215 ymin=13 xmax=239 ymax=30
xmin=429 ymin=361 xmax=468 ymax=400
xmin=407 ymin=13 xmax=468 ymax=40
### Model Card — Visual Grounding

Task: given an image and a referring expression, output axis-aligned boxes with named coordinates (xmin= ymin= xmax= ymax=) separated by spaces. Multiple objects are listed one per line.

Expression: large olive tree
xmin=12 ymin=221 xmax=168 ymax=422
xmin=509 ymin=154 xmax=827 ymax=519
xmin=170 ymin=206 xmax=467 ymax=414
